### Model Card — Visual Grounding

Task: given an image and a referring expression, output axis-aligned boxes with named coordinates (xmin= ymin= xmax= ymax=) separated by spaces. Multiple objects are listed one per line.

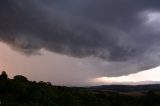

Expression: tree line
xmin=0 ymin=71 xmax=160 ymax=106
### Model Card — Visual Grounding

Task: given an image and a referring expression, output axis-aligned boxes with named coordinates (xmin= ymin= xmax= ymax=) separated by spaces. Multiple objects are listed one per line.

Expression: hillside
xmin=90 ymin=84 xmax=160 ymax=92
xmin=0 ymin=71 xmax=160 ymax=106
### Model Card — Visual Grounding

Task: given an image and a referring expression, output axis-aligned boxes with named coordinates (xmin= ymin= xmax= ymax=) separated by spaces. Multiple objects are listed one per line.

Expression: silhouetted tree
xmin=14 ymin=75 xmax=28 ymax=82
xmin=0 ymin=71 xmax=159 ymax=106
xmin=0 ymin=71 xmax=8 ymax=80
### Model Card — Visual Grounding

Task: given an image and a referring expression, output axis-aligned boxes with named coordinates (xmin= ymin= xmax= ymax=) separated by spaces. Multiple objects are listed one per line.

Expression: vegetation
xmin=0 ymin=71 xmax=160 ymax=106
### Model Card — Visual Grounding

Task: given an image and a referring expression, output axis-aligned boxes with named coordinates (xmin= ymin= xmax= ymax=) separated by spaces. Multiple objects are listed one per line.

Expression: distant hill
xmin=89 ymin=84 xmax=160 ymax=92
xmin=0 ymin=71 xmax=160 ymax=106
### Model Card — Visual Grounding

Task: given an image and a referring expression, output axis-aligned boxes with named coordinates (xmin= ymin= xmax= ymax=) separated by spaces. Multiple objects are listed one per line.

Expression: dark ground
xmin=0 ymin=71 xmax=160 ymax=106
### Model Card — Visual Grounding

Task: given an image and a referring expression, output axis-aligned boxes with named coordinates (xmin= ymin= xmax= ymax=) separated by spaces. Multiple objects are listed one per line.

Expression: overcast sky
xmin=1 ymin=0 xmax=160 ymax=86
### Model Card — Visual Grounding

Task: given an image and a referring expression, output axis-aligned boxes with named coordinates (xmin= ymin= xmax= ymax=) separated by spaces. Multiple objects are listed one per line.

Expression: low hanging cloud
xmin=1 ymin=0 xmax=160 ymax=76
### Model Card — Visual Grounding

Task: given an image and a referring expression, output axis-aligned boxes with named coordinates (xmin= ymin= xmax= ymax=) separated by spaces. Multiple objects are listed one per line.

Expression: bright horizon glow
xmin=91 ymin=66 xmax=160 ymax=84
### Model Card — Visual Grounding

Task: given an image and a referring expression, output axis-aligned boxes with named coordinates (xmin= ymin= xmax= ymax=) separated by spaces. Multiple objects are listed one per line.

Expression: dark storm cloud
xmin=1 ymin=0 xmax=160 ymax=76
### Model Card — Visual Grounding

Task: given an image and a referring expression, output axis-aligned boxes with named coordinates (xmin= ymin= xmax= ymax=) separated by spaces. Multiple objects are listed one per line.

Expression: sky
xmin=1 ymin=0 xmax=160 ymax=86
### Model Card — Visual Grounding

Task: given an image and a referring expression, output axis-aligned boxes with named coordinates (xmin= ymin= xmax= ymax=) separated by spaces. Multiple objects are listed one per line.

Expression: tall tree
xmin=0 ymin=71 xmax=8 ymax=80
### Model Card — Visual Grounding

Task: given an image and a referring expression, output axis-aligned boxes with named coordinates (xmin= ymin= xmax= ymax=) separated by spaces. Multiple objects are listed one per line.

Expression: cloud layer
xmin=1 ymin=0 xmax=160 ymax=76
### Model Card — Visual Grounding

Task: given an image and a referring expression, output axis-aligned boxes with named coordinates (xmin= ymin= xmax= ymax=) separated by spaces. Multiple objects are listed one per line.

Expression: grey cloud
xmin=1 ymin=0 xmax=160 ymax=76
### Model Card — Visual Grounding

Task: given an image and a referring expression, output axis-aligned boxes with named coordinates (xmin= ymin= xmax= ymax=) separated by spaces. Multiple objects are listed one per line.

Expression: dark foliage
xmin=0 ymin=71 xmax=160 ymax=106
